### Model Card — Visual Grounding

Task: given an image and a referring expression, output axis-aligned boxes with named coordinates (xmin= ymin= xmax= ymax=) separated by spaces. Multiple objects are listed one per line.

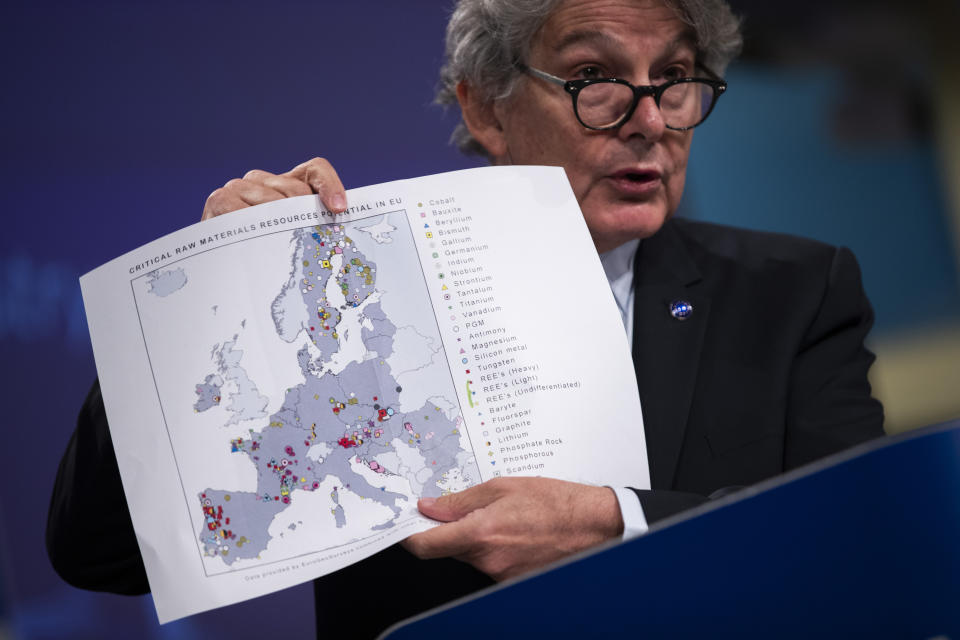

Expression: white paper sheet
xmin=80 ymin=165 xmax=649 ymax=622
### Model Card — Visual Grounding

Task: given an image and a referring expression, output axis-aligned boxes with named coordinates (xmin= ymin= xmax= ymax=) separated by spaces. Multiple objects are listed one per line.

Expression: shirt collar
xmin=599 ymin=238 xmax=640 ymax=320
xmin=600 ymin=238 xmax=640 ymax=286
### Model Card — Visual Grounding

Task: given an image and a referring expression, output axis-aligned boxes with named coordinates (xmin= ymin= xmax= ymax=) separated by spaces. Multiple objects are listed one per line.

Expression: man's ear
xmin=456 ymin=81 xmax=509 ymax=161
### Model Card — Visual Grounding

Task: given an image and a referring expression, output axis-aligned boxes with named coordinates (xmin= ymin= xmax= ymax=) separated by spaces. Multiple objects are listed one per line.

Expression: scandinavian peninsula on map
xmin=188 ymin=216 xmax=478 ymax=566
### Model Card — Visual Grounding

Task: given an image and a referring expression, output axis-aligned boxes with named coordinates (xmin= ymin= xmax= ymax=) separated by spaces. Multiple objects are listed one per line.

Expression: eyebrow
xmin=663 ymin=31 xmax=698 ymax=59
xmin=551 ymin=29 xmax=619 ymax=53
xmin=551 ymin=29 xmax=698 ymax=59
xmin=663 ymin=31 xmax=698 ymax=57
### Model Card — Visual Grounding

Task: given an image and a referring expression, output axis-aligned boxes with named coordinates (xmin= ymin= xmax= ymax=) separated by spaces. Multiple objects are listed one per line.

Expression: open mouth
xmin=608 ymin=169 xmax=662 ymax=195
xmin=617 ymin=170 xmax=659 ymax=182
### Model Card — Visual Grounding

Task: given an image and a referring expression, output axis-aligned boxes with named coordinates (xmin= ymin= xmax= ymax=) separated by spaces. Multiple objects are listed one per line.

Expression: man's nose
xmin=617 ymin=94 xmax=666 ymax=142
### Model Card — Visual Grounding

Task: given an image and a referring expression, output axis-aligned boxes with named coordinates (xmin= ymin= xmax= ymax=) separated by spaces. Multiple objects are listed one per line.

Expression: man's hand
xmin=201 ymin=157 xmax=348 ymax=220
xmin=402 ymin=477 xmax=624 ymax=582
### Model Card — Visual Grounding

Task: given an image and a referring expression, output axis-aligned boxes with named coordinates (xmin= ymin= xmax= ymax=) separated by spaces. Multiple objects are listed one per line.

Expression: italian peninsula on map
xmin=134 ymin=212 xmax=479 ymax=570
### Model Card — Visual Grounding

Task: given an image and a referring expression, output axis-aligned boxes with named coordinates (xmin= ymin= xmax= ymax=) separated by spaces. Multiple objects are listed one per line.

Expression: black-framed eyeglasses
xmin=520 ymin=65 xmax=727 ymax=131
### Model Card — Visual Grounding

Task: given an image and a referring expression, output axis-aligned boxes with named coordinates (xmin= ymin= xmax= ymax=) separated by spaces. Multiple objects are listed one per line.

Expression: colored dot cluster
xmin=199 ymin=494 xmax=250 ymax=558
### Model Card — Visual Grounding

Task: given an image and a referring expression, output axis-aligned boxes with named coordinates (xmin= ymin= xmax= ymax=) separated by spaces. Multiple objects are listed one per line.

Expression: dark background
xmin=2 ymin=1 xmax=958 ymax=638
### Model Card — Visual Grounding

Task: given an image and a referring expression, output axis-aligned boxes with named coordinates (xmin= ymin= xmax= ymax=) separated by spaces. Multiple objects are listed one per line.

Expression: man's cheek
xmin=564 ymin=168 xmax=596 ymax=207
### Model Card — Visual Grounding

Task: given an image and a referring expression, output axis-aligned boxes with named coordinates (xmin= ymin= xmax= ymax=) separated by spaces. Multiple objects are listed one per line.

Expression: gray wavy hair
xmin=436 ymin=0 xmax=743 ymax=157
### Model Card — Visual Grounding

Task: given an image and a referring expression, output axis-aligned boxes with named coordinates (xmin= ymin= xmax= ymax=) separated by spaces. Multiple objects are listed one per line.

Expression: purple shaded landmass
xmin=197 ymin=220 xmax=476 ymax=565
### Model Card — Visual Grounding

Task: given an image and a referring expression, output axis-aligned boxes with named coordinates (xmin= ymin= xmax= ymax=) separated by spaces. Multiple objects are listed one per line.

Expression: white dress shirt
xmin=599 ymin=239 xmax=649 ymax=539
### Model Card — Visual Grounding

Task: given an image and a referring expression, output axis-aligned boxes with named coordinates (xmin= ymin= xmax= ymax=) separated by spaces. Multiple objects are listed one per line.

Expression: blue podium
xmin=382 ymin=421 xmax=960 ymax=639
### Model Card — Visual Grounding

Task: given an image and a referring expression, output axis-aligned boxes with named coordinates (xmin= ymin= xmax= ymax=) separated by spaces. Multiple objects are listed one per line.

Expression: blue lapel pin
xmin=669 ymin=300 xmax=693 ymax=320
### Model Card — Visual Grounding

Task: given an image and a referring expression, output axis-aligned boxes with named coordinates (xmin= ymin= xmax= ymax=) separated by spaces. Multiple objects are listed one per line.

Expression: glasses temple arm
xmin=518 ymin=64 xmax=567 ymax=87
xmin=696 ymin=63 xmax=724 ymax=81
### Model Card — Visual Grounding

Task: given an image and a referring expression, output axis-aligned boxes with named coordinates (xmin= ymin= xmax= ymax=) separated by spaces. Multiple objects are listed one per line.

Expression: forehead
xmin=534 ymin=0 xmax=695 ymax=58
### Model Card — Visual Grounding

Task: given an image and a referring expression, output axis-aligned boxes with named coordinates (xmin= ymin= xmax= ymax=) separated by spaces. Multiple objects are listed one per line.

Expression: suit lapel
xmin=632 ymin=221 xmax=710 ymax=490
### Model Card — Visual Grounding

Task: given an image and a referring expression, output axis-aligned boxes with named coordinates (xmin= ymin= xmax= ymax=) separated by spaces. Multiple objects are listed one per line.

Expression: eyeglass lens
xmin=576 ymin=81 xmax=713 ymax=129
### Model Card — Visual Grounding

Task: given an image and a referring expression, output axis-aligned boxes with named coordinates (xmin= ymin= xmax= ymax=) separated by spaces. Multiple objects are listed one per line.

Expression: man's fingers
xmin=405 ymin=481 xmax=510 ymax=559
xmin=201 ymin=158 xmax=347 ymax=221
xmin=241 ymin=168 xmax=275 ymax=183
xmin=202 ymin=174 xmax=289 ymax=220
xmin=407 ymin=478 xmax=625 ymax=582
xmin=202 ymin=187 xmax=249 ymax=220
xmin=403 ymin=507 xmax=514 ymax=580
xmin=244 ymin=170 xmax=313 ymax=198
xmin=416 ymin=496 xmax=461 ymax=522
xmin=416 ymin=478 xmax=506 ymax=522
xmin=222 ymin=178 xmax=285 ymax=207
xmin=402 ymin=519 xmax=478 ymax=560
xmin=285 ymin=157 xmax=347 ymax=213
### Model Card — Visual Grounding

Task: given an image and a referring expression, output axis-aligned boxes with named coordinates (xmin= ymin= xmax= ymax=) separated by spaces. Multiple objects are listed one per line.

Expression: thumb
xmin=418 ymin=483 xmax=498 ymax=522
xmin=285 ymin=157 xmax=347 ymax=213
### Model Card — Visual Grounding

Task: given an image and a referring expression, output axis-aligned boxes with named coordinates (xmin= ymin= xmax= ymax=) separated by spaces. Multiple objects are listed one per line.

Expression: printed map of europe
xmin=143 ymin=215 xmax=478 ymax=568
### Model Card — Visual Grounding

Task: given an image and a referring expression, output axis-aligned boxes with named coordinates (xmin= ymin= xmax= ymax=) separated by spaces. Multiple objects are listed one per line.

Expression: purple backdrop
xmin=1 ymin=1 xmax=955 ymax=639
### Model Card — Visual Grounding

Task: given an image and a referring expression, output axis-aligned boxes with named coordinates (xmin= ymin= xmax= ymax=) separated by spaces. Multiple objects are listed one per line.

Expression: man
xmin=48 ymin=0 xmax=884 ymax=636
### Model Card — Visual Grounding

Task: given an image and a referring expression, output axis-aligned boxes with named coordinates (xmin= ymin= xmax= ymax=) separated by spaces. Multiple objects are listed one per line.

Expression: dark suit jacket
xmin=47 ymin=218 xmax=884 ymax=638
xmin=629 ymin=218 xmax=883 ymax=520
